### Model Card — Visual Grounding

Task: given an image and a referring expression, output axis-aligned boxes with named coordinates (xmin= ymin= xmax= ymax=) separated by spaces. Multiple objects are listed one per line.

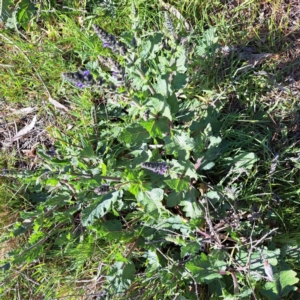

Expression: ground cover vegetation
xmin=0 ymin=0 xmax=300 ymax=299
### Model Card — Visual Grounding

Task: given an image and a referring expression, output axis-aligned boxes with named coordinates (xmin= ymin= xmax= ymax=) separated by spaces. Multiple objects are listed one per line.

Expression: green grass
xmin=1 ymin=0 xmax=300 ymax=299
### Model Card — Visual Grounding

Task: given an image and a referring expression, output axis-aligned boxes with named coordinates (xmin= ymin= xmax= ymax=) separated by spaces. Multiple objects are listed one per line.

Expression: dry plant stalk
xmin=158 ymin=0 xmax=191 ymax=31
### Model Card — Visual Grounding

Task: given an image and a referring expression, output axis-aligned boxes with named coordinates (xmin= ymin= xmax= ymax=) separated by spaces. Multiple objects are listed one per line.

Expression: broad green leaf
xmin=278 ymin=269 xmax=299 ymax=296
xmin=186 ymin=253 xmax=223 ymax=286
xmin=208 ymin=136 xmax=222 ymax=147
xmin=164 ymin=132 xmax=195 ymax=160
xmin=45 ymin=178 xmax=59 ymax=186
xmin=128 ymin=182 xmax=141 ymax=196
xmin=170 ymin=159 xmax=198 ymax=179
xmin=206 ymin=191 xmax=222 ymax=205
xmin=225 ymin=152 xmax=258 ymax=170
xmin=166 ymin=191 xmax=182 ymax=207
xmin=127 ymin=66 xmax=149 ymax=91
xmin=45 ymin=193 xmax=72 ymax=207
xmin=144 ymin=95 xmax=172 ymax=121
xmin=173 ymin=133 xmax=195 ymax=151
xmin=181 ymin=242 xmax=201 ymax=257
xmin=13 ymin=225 xmax=28 ymax=237
xmin=176 ymin=47 xmax=187 ymax=72
xmin=0 ymin=0 xmax=14 ymax=22
xmin=44 ymin=158 xmax=71 ymax=166
xmin=172 ymin=73 xmax=187 ymax=90
xmin=140 ymin=40 xmax=151 ymax=59
xmin=103 ymin=219 xmax=122 ymax=232
xmin=106 ymin=261 xmax=136 ymax=293
xmin=165 ymin=178 xmax=189 ymax=192
xmin=166 ymin=93 xmax=179 ymax=115
xmin=157 ymin=56 xmax=170 ymax=73
xmin=154 ymin=74 xmax=170 ymax=96
xmin=196 ymin=27 xmax=219 ymax=57
xmin=119 ymin=123 xmax=150 ymax=146
xmin=140 ymin=33 xmax=163 ymax=59
xmin=140 ymin=117 xmax=170 ymax=139
xmin=132 ymin=148 xmax=152 ymax=165
xmin=208 ymin=279 xmax=225 ymax=297
xmin=145 ymin=250 xmax=161 ymax=272
xmin=101 ymin=162 xmax=107 ymax=176
xmin=180 ymin=187 xmax=202 ymax=218
xmin=261 ymin=264 xmax=299 ymax=299
xmin=236 ymin=247 xmax=280 ymax=284
xmin=137 ymin=188 xmax=164 ymax=219
xmin=166 ymin=216 xmax=191 ymax=235
xmin=149 ymin=188 xmax=164 ymax=201
xmin=80 ymin=136 xmax=95 ymax=158
xmin=201 ymin=161 xmax=215 ymax=170
xmin=16 ymin=0 xmax=36 ymax=28
xmin=81 ymin=191 xmax=122 ymax=226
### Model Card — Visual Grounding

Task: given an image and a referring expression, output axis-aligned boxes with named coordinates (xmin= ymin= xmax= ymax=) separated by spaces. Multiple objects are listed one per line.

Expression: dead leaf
xmin=21 ymin=149 xmax=36 ymax=158
xmin=10 ymin=107 xmax=37 ymax=116
xmin=158 ymin=0 xmax=191 ymax=31
xmin=49 ymin=97 xmax=69 ymax=112
xmin=198 ymin=182 xmax=209 ymax=196
xmin=11 ymin=115 xmax=37 ymax=142
xmin=21 ymin=143 xmax=39 ymax=158
xmin=67 ymin=124 xmax=73 ymax=130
